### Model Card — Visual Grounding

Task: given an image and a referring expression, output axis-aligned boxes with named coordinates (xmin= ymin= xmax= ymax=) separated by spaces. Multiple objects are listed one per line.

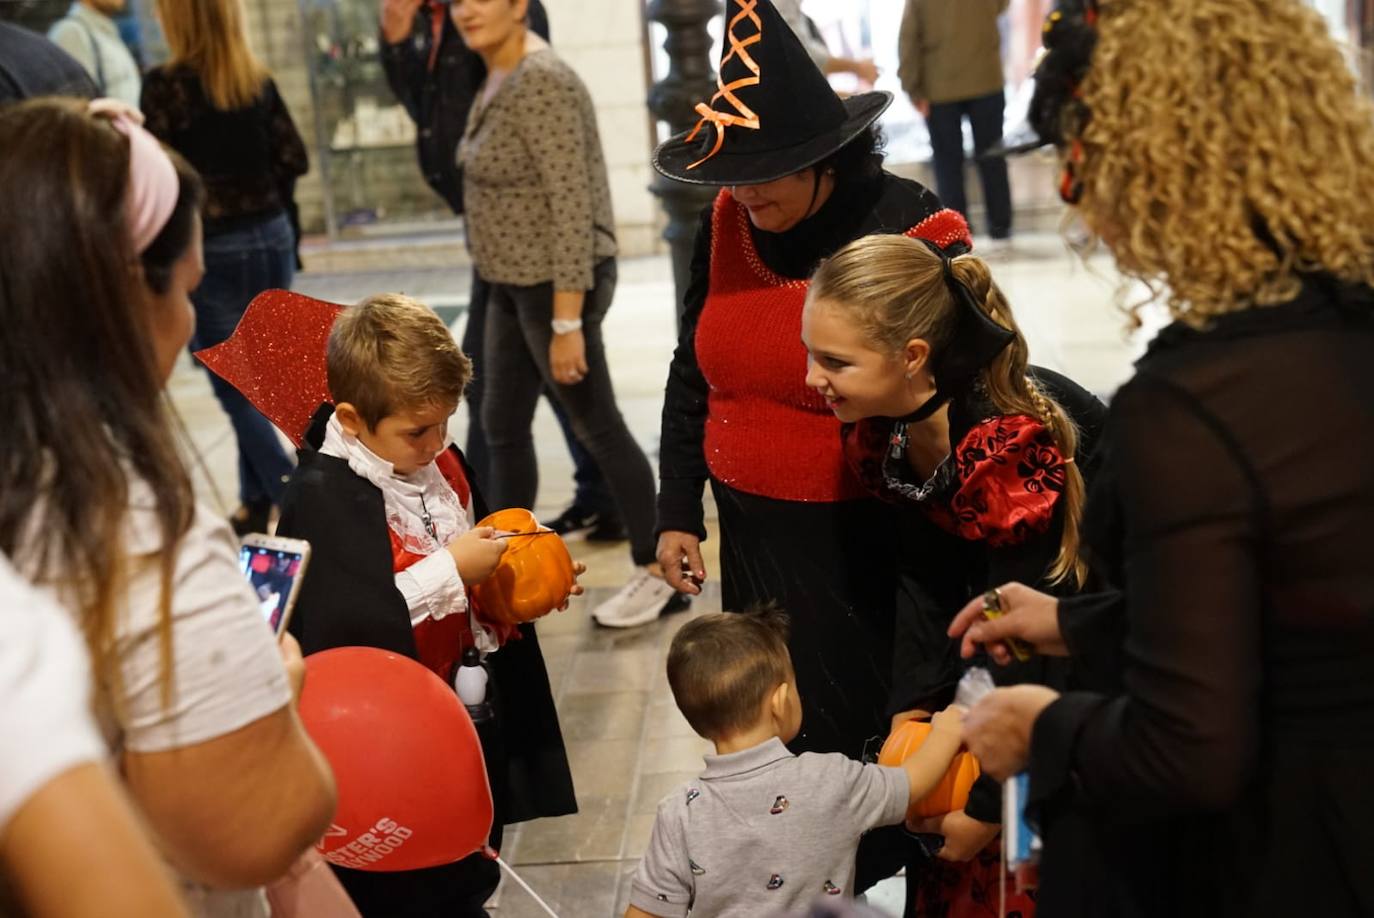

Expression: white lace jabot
xmin=319 ymin=413 xmax=470 ymax=557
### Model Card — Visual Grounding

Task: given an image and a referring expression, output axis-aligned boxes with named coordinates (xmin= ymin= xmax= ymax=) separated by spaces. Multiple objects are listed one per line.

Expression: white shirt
xmin=48 ymin=2 xmax=142 ymax=108
xmin=0 ymin=554 xmax=105 ymax=832
xmin=320 ymin=413 xmax=473 ymax=627
xmin=84 ymin=482 xmax=292 ymax=755
xmin=23 ymin=479 xmax=292 ymax=918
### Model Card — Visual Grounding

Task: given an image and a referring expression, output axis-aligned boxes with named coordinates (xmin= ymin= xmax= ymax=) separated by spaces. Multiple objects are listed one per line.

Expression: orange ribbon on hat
xmin=685 ymin=0 xmax=763 ymax=170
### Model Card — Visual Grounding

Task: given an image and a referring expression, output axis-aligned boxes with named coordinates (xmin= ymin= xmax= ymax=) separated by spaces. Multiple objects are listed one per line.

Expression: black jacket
xmin=886 ymin=366 xmax=1108 ymax=823
xmin=379 ymin=1 xmax=549 ymax=214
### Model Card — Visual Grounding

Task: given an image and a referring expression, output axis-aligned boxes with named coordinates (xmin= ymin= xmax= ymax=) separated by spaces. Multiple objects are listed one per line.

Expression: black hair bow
xmin=892 ymin=241 xmax=1017 ymax=424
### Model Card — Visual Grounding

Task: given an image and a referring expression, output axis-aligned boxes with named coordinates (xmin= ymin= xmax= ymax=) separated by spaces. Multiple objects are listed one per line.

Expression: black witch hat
xmin=652 ymin=0 xmax=891 ymax=186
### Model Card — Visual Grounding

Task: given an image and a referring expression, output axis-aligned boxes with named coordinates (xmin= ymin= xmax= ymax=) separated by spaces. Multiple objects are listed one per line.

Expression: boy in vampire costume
xmin=196 ymin=289 xmax=576 ymax=918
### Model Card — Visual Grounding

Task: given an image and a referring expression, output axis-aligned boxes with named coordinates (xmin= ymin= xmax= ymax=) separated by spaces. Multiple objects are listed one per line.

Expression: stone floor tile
xmin=490 ymin=860 xmax=622 ymax=918
xmin=532 ymin=600 xmax=592 ymax=637
xmin=563 ymin=739 xmax=641 ymax=797
xmin=512 ymin=796 xmax=631 ymax=865
xmin=562 ymin=647 xmax=660 ymax=695
xmin=557 ymin=691 xmax=648 ymax=742
xmin=619 ymin=812 xmax=658 ymax=862
xmin=611 ymin=861 xmax=641 ymax=917
xmin=644 ymin=703 xmax=698 ymax=740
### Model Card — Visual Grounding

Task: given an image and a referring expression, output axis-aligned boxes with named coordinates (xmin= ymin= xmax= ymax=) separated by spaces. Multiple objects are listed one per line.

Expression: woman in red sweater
xmin=646 ymin=0 xmax=969 ymax=893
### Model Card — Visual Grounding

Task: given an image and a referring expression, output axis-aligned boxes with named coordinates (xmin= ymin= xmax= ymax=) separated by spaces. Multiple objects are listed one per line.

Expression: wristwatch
xmin=551 ymin=318 xmax=583 ymax=335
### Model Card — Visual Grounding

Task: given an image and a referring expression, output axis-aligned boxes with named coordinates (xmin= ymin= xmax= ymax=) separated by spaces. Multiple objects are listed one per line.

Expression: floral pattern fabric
xmin=841 ymin=413 xmax=1066 ymax=547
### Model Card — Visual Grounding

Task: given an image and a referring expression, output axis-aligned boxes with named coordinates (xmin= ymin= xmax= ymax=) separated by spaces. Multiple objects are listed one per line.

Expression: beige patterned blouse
xmin=459 ymin=48 xmax=617 ymax=292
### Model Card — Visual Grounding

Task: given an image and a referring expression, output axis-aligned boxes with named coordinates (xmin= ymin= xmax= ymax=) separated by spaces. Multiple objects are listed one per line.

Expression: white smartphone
xmin=238 ymin=533 xmax=312 ymax=637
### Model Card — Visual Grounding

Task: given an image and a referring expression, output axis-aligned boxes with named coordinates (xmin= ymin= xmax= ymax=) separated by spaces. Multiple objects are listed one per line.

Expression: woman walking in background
xmin=142 ymin=0 xmax=308 ymax=534
xmin=456 ymin=0 xmax=680 ymax=626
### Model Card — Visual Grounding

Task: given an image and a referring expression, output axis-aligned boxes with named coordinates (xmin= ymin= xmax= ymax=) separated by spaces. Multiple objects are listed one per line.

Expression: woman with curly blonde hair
xmin=943 ymin=0 xmax=1374 ymax=915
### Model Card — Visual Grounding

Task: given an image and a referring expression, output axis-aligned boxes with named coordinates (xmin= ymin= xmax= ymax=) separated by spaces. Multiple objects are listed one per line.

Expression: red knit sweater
xmin=694 ymin=190 xmax=971 ymax=502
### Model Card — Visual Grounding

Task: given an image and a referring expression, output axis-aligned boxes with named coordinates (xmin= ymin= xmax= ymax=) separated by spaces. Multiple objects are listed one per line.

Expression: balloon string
xmin=496 ymin=856 xmax=560 ymax=917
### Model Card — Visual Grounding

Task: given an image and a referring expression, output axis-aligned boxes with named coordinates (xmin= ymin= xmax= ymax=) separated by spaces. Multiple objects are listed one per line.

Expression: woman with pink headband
xmin=0 ymin=98 xmax=336 ymax=918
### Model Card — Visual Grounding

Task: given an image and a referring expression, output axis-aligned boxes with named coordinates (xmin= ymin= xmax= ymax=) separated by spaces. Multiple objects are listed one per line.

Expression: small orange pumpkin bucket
xmin=469 ymin=508 xmax=576 ymax=626
xmin=877 ymin=718 xmax=982 ymax=820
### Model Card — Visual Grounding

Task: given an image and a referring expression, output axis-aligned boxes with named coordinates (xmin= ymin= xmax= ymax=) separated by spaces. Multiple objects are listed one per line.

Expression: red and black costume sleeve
xmin=845 ymin=367 xmax=1108 ymax=823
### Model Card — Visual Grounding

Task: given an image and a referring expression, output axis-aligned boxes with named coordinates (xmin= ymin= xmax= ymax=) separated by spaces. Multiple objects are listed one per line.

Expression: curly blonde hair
xmin=1073 ymin=0 xmax=1374 ymax=325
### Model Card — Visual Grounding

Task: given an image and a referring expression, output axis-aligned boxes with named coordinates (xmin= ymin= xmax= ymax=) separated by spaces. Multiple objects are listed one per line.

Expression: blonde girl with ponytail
xmin=800 ymin=233 xmax=1105 ymax=903
xmin=804 ymin=234 xmax=1096 ymax=586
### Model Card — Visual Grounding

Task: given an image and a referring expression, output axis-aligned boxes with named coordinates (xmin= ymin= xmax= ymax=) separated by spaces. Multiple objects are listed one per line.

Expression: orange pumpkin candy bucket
xmin=877 ymin=718 xmax=981 ymax=820
xmin=469 ymin=508 xmax=576 ymax=626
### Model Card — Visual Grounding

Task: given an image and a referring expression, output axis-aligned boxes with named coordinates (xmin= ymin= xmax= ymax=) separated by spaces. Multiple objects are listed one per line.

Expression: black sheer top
xmin=1029 ymin=278 xmax=1374 ymax=916
xmin=141 ymin=66 xmax=307 ymax=231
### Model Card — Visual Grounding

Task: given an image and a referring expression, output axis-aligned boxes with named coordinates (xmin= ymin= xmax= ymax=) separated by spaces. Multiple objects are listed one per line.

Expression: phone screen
xmin=238 ymin=543 xmax=307 ymax=634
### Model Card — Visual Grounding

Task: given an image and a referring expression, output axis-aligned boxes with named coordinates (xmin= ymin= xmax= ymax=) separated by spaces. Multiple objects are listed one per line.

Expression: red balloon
xmin=250 ymin=552 xmax=272 ymax=574
xmin=299 ymin=647 xmax=493 ymax=872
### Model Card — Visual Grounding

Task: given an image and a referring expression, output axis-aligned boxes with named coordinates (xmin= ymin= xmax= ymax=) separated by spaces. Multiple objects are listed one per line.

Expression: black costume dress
xmin=847 ymin=370 xmax=1106 ymax=732
xmin=1027 ymin=279 xmax=1374 ymax=917
xmin=657 ymin=169 xmax=968 ymax=890
xmin=278 ymin=410 xmax=575 ymax=918
xmin=843 ymin=369 xmax=1106 ymax=913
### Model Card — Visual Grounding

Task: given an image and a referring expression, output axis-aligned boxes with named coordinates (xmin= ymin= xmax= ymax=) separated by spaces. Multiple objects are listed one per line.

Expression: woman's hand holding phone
xmin=278 ymin=632 xmax=306 ymax=704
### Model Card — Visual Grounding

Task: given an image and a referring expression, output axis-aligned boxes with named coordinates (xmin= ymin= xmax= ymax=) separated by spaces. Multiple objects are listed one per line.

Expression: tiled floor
xmin=169 ymin=233 xmax=1152 ymax=917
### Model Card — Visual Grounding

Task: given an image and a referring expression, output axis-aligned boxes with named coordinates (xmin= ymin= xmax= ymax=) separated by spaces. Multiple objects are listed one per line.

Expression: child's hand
xmin=930 ymin=703 xmax=967 ymax=738
xmin=906 ymin=810 xmax=1001 ymax=861
xmin=449 ymin=527 xmax=507 ymax=586
xmin=557 ymin=561 xmax=588 ymax=611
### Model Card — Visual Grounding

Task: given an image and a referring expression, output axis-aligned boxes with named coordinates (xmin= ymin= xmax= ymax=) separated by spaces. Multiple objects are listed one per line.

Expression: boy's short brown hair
xmin=666 ymin=604 xmax=793 ymax=741
xmin=327 ymin=293 xmax=472 ymax=429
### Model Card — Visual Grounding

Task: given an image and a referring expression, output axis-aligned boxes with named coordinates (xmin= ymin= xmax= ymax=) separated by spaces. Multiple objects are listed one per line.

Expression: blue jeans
xmin=926 ymin=91 xmax=1013 ymax=239
xmin=193 ymin=212 xmax=297 ymax=506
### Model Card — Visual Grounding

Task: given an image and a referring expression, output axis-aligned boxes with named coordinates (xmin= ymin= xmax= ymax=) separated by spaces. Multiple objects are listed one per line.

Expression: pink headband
xmin=88 ymin=99 xmax=179 ymax=255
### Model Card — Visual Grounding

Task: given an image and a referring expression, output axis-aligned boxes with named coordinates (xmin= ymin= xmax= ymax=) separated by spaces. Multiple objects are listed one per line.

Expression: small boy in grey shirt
xmin=627 ymin=606 xmax=965 ymax=918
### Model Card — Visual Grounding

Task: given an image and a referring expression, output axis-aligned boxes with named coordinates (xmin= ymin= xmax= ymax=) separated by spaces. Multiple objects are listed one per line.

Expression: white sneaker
xmin=978 ymin=236 xmax=1014 ymax=258
xmin=591 ymin=566 xmax=677 ymax=629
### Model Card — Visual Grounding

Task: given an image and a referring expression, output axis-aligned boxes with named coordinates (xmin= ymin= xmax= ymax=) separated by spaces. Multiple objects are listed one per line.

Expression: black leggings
xmin=480 ymin=259 xmax=657 ymax=565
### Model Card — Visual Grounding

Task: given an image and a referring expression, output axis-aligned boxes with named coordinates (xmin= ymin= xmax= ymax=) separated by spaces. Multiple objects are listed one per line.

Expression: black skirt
xmin=712 ymin=481 xmax=943 ymax=893
xmin=712 ymin=480 xmax=904 ymax=760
